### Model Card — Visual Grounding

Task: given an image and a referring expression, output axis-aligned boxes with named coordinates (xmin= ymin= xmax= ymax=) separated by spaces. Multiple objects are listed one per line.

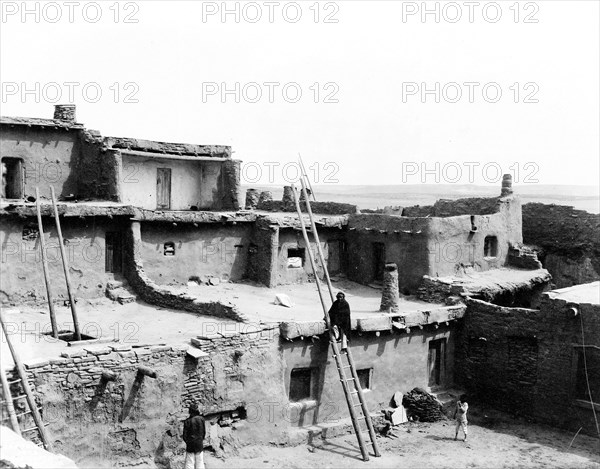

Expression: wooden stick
xmin=0 ymin=310 xmax=53 ymax=451
xmin=35 ymin=188 xmax=58 ymax=338
xmin=298 ymin=154 xmax=317 ymax=202
xmin=299 ymin=179 xmax=334 ymax=302
xmin=0 ymin=338 xmax=21 ymax=435
xmin=50 ymin=186 xmax=81 ymax=341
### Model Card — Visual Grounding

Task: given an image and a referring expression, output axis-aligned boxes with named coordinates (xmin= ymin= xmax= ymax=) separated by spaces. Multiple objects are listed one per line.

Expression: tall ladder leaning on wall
xmin=0 ymin=309 xmax=53 ymax=451
xmin=291 ymin=173 xmax=381 ymax=462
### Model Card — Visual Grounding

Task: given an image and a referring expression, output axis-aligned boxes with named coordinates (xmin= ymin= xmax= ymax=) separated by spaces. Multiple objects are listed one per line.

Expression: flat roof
xmin=545 ymin=281 xmax=600 ymax=306
xmin=0 ymin=279 xmax=447 ymax=370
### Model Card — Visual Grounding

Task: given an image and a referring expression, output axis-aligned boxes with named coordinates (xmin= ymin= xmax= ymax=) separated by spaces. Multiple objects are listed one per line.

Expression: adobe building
xmin=0 ymin=106 xmax=596 ymax=467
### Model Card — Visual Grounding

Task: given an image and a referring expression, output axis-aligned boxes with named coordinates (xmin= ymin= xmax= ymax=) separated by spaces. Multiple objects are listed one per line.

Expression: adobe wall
xmin=0 ymin=126 xmax=80 ymax=200
xmin=15 ymin=328 xmax=284 ymax=467
xmin=0 ymin=215 xmax=128 ymax=305
xmin=346 ymin=197 xmax=522 ymax=293
xmin=522 ymin=203 xmax=600 ymax=288
xmin=281 ymin=325 xmax=456 ymax=426
xmin=245 ymin=218 xmax=279 ymax=287
xmin=76 ymin=130 xmax=121 ymax=201
xmin=456 ymin=295 xmax=600 ymax=436
xmin=276 ymin=227 xmax=345 ymax=285
xmin=426 ymin=197 xmax=523 ymax=278
xmin=345 ymin=214 xmax=430 ymax=292
xmin=120 ymin=154 xmax=223 ymax=210
xmin=138 ymin=222 xmax=253 ymax=285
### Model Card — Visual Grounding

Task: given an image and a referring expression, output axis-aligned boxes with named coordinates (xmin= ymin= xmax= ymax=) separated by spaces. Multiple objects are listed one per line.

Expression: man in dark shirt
xmin=328 ymin=291 xmax=351 ymax=350
xmin=183 ymin=402 xmax=206 ymax=469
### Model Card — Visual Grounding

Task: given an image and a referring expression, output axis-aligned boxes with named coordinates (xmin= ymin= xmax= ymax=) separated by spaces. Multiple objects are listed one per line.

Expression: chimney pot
xmin=54 ymin=104 xmax=76 ymax=122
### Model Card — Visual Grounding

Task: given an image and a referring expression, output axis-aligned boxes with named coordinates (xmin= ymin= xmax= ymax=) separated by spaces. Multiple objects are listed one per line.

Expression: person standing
xmin=328 ymin=291 xmax=351 ymax=350
xmin=454 ymin=394 xmax=469 ymax=441
xmin=183 ymin=402 xmax=206 ymax=469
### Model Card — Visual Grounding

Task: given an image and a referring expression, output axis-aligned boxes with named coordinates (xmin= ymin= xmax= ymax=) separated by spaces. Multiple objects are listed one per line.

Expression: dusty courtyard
xmin=201 ymin=407 xmax=600 ymax=469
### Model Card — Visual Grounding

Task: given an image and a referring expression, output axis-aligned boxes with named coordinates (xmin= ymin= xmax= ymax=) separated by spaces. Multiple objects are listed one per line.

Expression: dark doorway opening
xmin=372 ymin=242 xmax=385 ymax=282
xmin=105 ymin=232 xmax=123 ymax=273
xmin=428 ymin=338 xmax=446 ymax=388
xmin=327 ymin=240 xmax=347 ymax=275
xmin=1 ymin=158 xmax=24 ymax=199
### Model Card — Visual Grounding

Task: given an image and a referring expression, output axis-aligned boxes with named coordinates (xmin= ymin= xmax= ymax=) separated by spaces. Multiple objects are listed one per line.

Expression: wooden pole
xmin=0 ymin=334 xmax=21 ymax=435
xmin=0 ymin=310 xmax=53 ymax=451
xmin=35 ymin=188 xmax=58 ymax=338
xmin=49 ymin=187 xmax=81 ymax=341
xmin=291 ymin=185 xmax=370 ymax=461
xmin=299 ymin=179 xmax=335 ymax=303
xmin=298 ymin=154 xmax=317 ymax=202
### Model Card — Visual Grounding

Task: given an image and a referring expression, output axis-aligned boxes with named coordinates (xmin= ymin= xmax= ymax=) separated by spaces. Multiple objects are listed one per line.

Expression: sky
xmin=1 ymin=0 xmax=599 ymax=187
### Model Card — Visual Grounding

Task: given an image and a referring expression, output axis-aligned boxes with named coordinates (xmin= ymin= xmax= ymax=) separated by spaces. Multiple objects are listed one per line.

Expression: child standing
xmin=454 ymin=394 xmax=469 ymax=441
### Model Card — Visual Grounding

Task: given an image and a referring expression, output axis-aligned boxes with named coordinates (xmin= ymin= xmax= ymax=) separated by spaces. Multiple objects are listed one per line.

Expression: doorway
xmin=372 ymin=242 xmax=385 ymax=282
xmin=1 ymin=158 xmax=24 ymax=199
xmin=105 ymin=232 xmax=123 ymax=273
xmin=428 ymin=338 xmax=446 ymax=388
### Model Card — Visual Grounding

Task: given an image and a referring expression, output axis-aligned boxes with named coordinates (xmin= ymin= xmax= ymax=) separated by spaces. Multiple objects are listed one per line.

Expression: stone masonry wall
xmin=522 ymin=203 xmax=600 ymax=288
xmin=456 ymin=295 xmax=600 ymax=436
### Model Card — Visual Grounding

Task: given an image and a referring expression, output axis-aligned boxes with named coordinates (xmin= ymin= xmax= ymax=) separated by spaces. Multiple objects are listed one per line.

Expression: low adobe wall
xmin=124 ymin=220 xmax=247 ymax=322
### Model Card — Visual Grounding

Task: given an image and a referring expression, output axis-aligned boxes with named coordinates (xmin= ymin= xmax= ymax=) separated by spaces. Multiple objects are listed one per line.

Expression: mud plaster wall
xmin=0 ymin=216 xmax=128 ymax=305
xmin=425 ymin=198 xmax=523 ymax=278
xmin=76 ymin=131 xmax=121 ymax=201
xmin=456 ymin=296 xmax=600 ymax=436
xmin=139 ymin=222 xmax=253 ymax=285
xmin=346 ymin=198 xmax=522 ymax=293
xmin=15 ymin=331 xmax=285 ymax=466
xmin=346 ymin=215 xmax=431 ymax=292
xmin=276 ymin=227 xmax=345 ymax=285
xmin=281 ymin=326 xmax=456 ymax=427
xmin=522 ymin=203 xmax=600 ymax=288
xmin=0 ymin=126 xmax=80 ymax=200
xmin=246 ymin=218 xmax=278 ymax=287
xmin=120 ymin=154 xmax=223 ymax=210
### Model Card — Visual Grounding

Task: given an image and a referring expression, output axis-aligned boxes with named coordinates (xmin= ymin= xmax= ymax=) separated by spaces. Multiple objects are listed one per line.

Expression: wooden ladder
xmin=291 ymin=180 xmax=380 ymax=461
xmin=0 ymin=310 xmax=53 ymax=451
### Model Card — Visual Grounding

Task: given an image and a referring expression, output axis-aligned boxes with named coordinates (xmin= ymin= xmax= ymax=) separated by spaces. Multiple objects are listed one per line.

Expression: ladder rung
xmin=8 ymin=379 xmax=22 ymax=385
xmin=16 ymin=410 xmax=33 ymax=417
xmin=21 ymin=426 xmax=40 ymax=433
xmin=12 ymin=394 xmax=27 ymax=400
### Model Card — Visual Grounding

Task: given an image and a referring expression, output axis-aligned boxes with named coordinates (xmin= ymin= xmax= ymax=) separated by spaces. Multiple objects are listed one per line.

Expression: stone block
xmin=357 ymin=316 xmax=392 ymax=332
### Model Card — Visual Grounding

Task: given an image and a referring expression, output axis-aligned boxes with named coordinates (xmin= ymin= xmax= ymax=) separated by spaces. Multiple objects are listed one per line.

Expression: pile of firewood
xmin=401 ymin=387 xmax=445 ymax=422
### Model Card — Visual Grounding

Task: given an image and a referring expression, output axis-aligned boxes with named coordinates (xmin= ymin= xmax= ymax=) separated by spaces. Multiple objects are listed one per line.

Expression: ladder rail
xmin=35 ymin=187 xmax=59 ymax=338
xmin=290 ymin=185 xmax=370 ymax=461
xmin=298 ymin=154 xmax=317 ymax=202
xmin=50 ymin=186 xmax=81 ymax=341
xmin=297 ymin=177 xmax=381 ymax=458
xmin=0 ymin=348 xmax=21 ymax=435
xmin=0 ymin=310 xmax=53 ymax=451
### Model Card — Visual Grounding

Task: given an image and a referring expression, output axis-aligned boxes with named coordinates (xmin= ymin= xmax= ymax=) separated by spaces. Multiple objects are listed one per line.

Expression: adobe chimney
xmin=53 ymin=104 xmax=76 ymax=122
xmin=501 ymin=174 xmax=513 ymax=197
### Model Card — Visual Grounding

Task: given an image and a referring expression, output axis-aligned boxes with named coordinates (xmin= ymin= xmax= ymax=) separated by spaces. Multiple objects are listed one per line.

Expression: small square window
xmin=287 ymin=247 xmax=305 ymax=268
xmin=357 ymin=368 xmax=372 ymax=390
xmin=290 ymin=368 xmax=314 ymax=402
xmin=164 ymin=242 xmax=175 ymax=256
xmin=22 ymin=224 xmax=39 ymax=241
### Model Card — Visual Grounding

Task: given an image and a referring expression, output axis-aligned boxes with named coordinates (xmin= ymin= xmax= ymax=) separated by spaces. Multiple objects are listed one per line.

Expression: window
xmin=574 ymin=347 xmax=600 ymax=404
xmin=357 ymin=368 xmax=372 ymax=390
xmin=1 ymin=158 xmax=24 ymax=199
xmin=22 ymin=224 xmax=39 ymax=241
xmin=289 ymin=368 xmax=314 ymax=402
xmin=484 ymin=236 xmax=498 ymax=258
xmin=164 ymin=242 xmax=175 ymax=256
xmin=287 ymin=247 xmax=305 ymax=268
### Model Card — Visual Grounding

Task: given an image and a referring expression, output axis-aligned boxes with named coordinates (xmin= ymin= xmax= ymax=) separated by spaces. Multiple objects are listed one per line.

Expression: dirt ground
xmin=200 ymin=408 xmax=600 ymax=469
